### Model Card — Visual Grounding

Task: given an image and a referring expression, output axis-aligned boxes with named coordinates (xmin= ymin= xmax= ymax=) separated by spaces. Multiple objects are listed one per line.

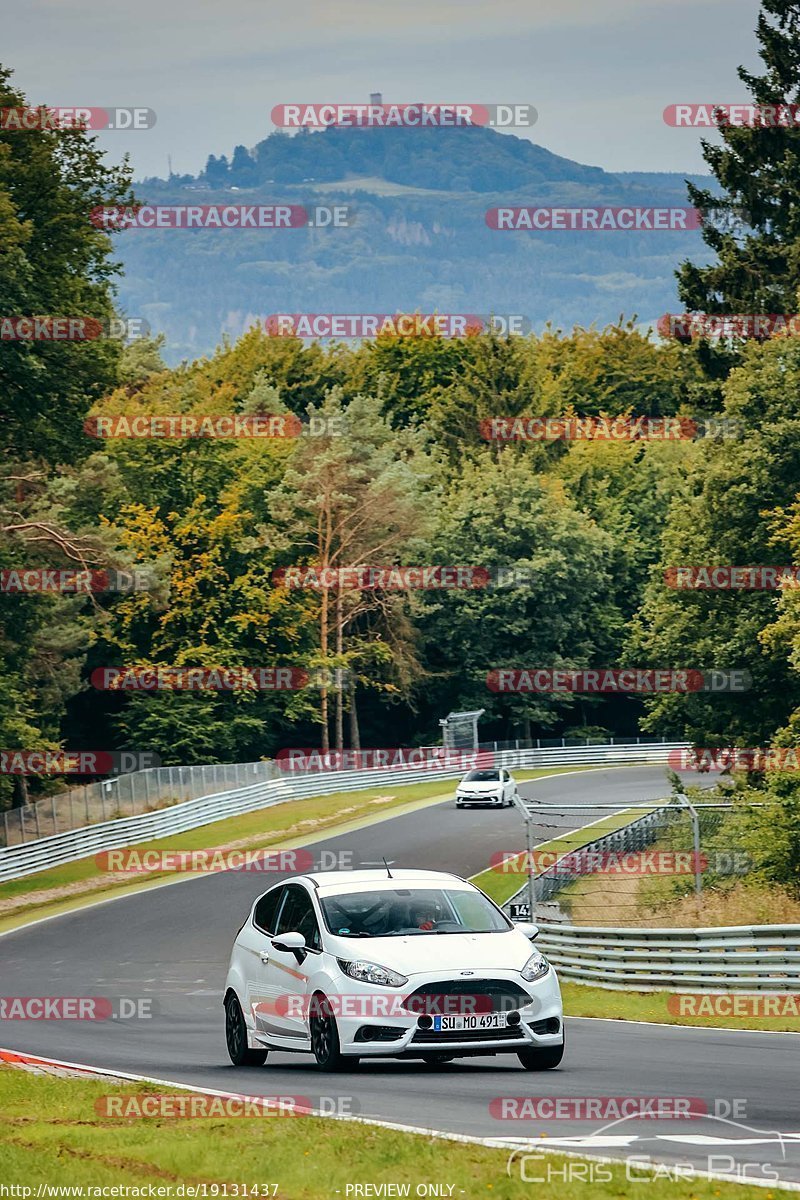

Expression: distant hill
xmin=118 ymin=126 xmax=715 ymax=362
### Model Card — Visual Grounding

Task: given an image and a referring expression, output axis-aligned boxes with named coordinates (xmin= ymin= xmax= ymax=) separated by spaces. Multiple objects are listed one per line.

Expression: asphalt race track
xmin=2 ymin=765 xmax=799 ymax=1188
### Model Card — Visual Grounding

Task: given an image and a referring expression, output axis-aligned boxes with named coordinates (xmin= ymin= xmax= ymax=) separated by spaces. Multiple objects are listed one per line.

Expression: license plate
xmin=433 ymin=1013 xmax=507 ymax=1031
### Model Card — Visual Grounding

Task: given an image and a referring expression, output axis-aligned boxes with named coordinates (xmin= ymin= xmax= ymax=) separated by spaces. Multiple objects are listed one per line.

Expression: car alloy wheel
xmin=310 ymin=993 xmax=348 ymax=1071
xmin=225 ymin=993 xmax=267 ymax=1066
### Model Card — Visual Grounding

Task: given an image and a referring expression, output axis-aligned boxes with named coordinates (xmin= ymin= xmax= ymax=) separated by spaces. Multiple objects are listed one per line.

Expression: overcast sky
xmin=5 ymin=0 xmax=762 ymax=180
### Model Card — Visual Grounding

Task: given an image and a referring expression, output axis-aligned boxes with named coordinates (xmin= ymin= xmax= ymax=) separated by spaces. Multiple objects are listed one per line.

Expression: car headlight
xmin=521 ymin=950 xmax=550 ymax=982
xmin=337 ymin=959 xmax=408 ymax=987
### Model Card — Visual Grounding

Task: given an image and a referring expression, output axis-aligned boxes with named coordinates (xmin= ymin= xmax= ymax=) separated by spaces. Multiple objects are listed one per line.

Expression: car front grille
xmin=402 ymin=979 xmax=533 ymax=1015
xmin=410 ymin=1024 xmax=525 ymax=1044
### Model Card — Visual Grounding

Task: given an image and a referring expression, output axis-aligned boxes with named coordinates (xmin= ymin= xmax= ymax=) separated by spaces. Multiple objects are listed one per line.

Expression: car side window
xmin=501 ymin=770 xmax=509 ymax=781
xmin=275 ymin=884 xmax=321 ymax=950
xmin=253 ymin=886 xmax=285 ymax=934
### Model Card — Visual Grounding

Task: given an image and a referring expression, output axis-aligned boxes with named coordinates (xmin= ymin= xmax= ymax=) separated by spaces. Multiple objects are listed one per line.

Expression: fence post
xmin=85 ymin=784 xmax=91 ymax=825
xmin=33 ymin=803 xmax=41 ymax=838
xmin=19 ymin=807 xmax=25 ymax=844
xmin=526 ymin=814 xmax=536 ymax=917
xmin=680 ymin=796 xmax=703 ymax=895
xmin=52 ymin=795 xmax=58 ymax=834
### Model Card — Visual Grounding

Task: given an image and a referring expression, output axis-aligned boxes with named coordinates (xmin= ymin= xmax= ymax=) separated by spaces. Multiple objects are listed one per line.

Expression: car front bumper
xmin=335 ymin=967 xmax=563 ymax=1057
xmin=456 ymin=792 xmax=504 ymax=805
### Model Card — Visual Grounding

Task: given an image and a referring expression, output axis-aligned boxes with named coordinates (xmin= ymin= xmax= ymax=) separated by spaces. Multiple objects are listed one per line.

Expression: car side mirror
xmin=272 ymin=931 xmax=307 ymax=962
xmin=513 ymin=921 xmax=539 ymax=940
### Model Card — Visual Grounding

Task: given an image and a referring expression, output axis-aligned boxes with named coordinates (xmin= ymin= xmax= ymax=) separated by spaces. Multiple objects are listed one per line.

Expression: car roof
xmin=300 ymin=868 xmax=468 ymax=894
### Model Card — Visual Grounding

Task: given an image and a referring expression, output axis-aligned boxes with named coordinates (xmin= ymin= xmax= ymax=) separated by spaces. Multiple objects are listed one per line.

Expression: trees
xmin=270 ymin=389 xmax=434 ymax=750
xmin=632 ymin=339 xmax=800 ymax=744
xmin=677 ymin=1 xmax=800 ymax=315
xmin=0 ymin=65 xmax=134 ymax=804
xmin=417 ymin=454 xmax=615 ymax=738
xmin=0 ymin=65 xmax=133 ymax=463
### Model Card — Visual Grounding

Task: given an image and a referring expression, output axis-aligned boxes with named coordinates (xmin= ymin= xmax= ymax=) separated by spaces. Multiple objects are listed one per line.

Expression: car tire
xmin=455 ymin=801 xmax=463 ymax=809
xmin=517 ymin=1040 xmax=564 ymax=1071
xmin=225 ymin=993 xmax=268 ymax=1066
xmin=310 ymin=993 xmax=348 ymax=1071
xmin=421 ymin=1054 xmax=454 ymax=1067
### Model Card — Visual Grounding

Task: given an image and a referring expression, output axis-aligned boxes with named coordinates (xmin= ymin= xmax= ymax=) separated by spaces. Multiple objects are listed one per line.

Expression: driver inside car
xmin=410 ymin=900 xmax=438 ymax=930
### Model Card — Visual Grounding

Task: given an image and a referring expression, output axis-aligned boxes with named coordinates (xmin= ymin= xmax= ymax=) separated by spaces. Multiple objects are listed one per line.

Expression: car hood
xmin=457 ymin=780 xmax=502 ymax=792
xmin=330 ymin=929 xmax=534 ymax=976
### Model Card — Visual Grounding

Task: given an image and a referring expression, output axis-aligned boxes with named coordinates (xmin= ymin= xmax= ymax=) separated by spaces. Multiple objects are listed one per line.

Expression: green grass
xmin=1 ymin=1065 xmax=794 ymax=1198
xmin=562 ymin=980 xmax=800 ymax=1033
xmin=471 ymin=808 xmax=651 ymax=905
xmin=0 ymin=767 xmax=592 ymax=932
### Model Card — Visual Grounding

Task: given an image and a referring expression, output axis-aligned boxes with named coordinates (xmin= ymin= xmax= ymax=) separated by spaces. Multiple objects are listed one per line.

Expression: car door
xmin=239 ymin=884 xmax=286 ymax=1042
xmin=263 ymin=883 xmax=322 ymax=1042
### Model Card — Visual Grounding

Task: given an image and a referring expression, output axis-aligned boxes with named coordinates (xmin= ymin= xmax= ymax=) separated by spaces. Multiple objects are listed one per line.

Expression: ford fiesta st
xmin=224 ymin=868 xmax=563 ymax=1071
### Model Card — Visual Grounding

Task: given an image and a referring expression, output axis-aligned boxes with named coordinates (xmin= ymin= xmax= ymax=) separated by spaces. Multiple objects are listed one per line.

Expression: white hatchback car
xmin=455 ymin=767 xmax=518 ymax=808
xmin=224 ymin=868 xmax=563 ymax=1071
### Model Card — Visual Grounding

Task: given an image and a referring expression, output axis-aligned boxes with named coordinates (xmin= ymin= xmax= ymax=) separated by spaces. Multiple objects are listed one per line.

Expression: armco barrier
xmin=0 ymin=741 xmax=688 ymax=883
xmin=500 ymin=800 xmax=800 ymax=993
xmin=532 ymin=921 xmax=800 ymax=992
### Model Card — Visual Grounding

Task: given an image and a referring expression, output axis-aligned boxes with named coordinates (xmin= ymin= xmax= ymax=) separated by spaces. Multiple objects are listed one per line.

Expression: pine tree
xmin=677 ymin=1 xmax=800 ymax=315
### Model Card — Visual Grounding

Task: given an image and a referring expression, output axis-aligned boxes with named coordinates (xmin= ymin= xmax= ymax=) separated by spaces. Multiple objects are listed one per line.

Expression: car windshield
xmin=319 ymin=887 xmax=511 ymax=938
xmin=462 ymin=770 xmax=500 ymax=782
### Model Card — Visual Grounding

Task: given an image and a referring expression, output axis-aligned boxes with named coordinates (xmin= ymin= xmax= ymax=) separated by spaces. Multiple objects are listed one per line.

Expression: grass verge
xmin=0 ymin=767 xmax=589 ymax=933
xmin=561 ymin=980 xmax=800 ymax=1033
xmin=1 ymin=1064 xmax=795 ymax=1198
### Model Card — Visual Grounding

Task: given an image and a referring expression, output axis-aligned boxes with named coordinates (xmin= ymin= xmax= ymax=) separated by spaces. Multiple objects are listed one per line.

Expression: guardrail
xmin=0 ymin=736 xmax=684 ymax=849
xmin=500 ymin=798 xmax=800 ymax=992
xmin=0 ymin=740 xmax=688 ymax=882
xmin=534 ymin=922 xmax=800 ymax=992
